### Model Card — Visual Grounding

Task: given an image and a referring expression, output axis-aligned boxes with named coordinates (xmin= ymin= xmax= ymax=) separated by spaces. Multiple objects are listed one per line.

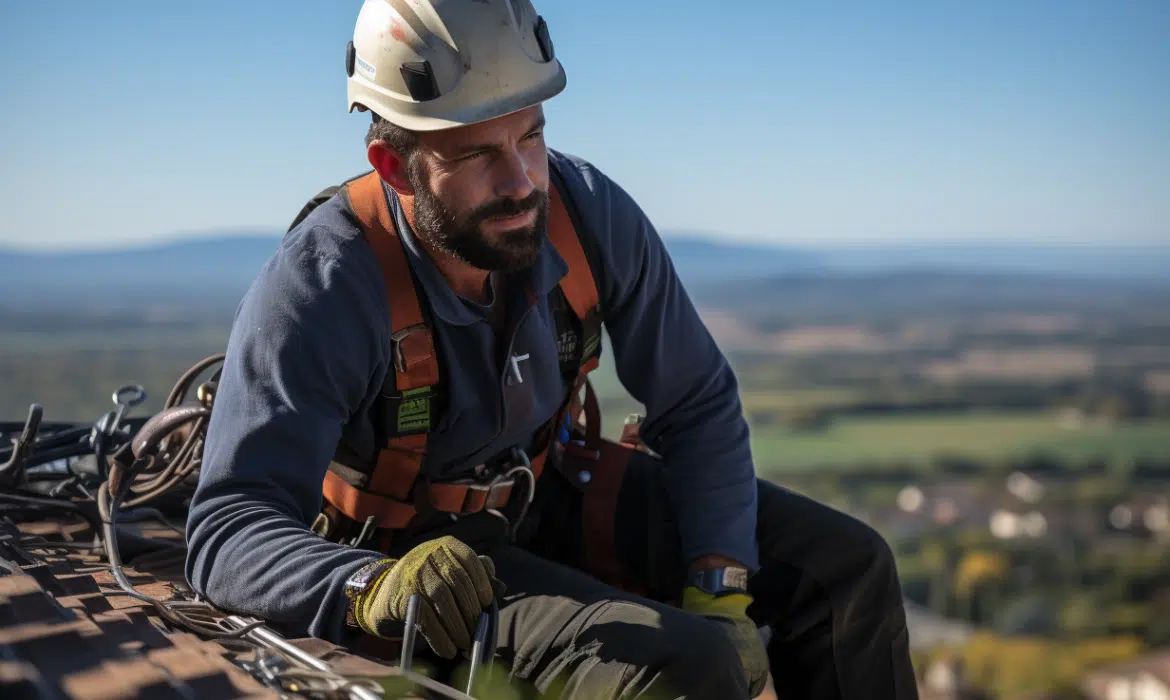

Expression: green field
xmin=8 ymin=329 xmax=1170 ymax=474
xmin=584 ymin=347 xmax=1170 ymax=472
xmin=749 ymin=412 xmax=1170 ymax=473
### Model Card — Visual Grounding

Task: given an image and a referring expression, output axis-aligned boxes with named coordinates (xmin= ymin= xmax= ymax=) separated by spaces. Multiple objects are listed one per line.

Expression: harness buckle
xmin=466 ymin=475 xmax=517 ymax=511
xmin=390 ymin=323 xmax=429 ymax=373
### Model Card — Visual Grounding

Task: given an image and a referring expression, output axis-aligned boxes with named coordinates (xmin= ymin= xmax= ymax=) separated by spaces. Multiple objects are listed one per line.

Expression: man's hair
xmin=366 ymin=114 xmax=425 ymax=185
xmin=366 ymin=114 xmax=419 ymax=157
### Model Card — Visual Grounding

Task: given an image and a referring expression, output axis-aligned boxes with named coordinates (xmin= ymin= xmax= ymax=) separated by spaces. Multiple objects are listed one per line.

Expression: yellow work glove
xmin=683 ymin=586 xmax=770 ymax=697
xmin=354 ymin=535 xmax=496 ymax=659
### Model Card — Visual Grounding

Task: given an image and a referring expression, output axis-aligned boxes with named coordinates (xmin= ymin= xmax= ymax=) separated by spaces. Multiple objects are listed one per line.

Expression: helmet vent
xmin=400 ymin=60 xmax=440 ymax=101
xmin=534 ymin=16 xmax=554 ymax=62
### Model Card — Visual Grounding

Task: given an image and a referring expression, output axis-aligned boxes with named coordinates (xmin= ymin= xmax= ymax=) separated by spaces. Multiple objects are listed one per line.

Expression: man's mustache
xmin=468 ymin=188 xmax=548 ymax=223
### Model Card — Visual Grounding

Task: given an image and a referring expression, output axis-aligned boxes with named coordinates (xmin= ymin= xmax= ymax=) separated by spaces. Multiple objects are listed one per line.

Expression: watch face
xmin=346 ymin=561 xmax=389 ymax=598
xmin=691 ymin=566 xmax=750 ymax=594
xmin=344 ymin=574 xmax=368 ymax=598
xmin=722 ymin=567 xmax=748 ymax=590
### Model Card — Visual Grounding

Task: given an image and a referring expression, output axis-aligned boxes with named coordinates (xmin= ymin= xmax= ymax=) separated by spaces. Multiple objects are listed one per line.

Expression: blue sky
xmin=1 ymin=0 xmax=1167 ymax=250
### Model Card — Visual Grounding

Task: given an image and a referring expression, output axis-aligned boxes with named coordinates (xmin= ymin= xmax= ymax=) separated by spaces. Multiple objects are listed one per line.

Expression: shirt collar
xmin=383 ymin=181 xmax=568 ymax=327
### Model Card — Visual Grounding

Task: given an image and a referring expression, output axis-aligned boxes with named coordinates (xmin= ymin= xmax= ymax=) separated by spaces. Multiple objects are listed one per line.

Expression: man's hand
xmin=354 ymin=535 xmax=496 ymax=659
xmin=682 ymin=586 xmax=770 ymax=697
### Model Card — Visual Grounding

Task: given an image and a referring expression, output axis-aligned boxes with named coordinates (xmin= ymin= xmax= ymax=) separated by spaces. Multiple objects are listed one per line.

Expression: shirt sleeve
xmin=563 ymin=160 xmax=761 ymax=571
xmin=184 ymin=232 xmax=389 ymax=641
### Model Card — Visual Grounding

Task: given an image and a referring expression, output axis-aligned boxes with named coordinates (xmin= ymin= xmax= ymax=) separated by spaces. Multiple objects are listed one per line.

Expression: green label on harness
xmin=397 ymin=387 xmax=432 ymax=433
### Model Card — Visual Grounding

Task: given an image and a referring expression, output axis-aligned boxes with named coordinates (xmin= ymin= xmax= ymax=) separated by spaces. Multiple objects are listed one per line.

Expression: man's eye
xmin=525 ymin=130 xmax=543 ymax=141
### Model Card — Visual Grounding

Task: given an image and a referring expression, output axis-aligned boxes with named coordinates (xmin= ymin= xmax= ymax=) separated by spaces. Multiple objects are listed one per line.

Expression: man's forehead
xmin=426 ymin=106 xmax=545 ymax=151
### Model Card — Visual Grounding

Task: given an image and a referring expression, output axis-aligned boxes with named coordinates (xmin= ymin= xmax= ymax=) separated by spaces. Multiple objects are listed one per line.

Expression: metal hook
xmin=0 ymin=404 xmax=42 ymax=486
xmin=346 ymin=515 xmax=377 ymax=548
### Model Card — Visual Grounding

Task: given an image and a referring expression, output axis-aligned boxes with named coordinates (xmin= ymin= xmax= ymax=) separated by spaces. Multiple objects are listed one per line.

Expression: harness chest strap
xmin=321 ymin=171 xmax=600 ymax=530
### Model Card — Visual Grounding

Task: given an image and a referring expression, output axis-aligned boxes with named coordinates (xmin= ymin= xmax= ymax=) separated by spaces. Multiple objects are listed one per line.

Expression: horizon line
xmin=1 ymin=227 xmax=1169 ymax=255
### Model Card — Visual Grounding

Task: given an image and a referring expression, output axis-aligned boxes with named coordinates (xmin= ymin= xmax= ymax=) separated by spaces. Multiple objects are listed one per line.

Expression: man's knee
xmin=835 ymin=509 xmax=897 ymax=576
xmin=756 ymin=483 xmax=906 ymax=618
xmin=840 ymin=512 xmax=903 ymax=608
xmin=763 ymin=485 xmax=898 ymax=578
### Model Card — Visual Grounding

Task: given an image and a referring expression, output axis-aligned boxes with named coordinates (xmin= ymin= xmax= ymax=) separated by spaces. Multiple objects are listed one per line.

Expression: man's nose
xmin=492 ymin=147 xmax=536 ymax=201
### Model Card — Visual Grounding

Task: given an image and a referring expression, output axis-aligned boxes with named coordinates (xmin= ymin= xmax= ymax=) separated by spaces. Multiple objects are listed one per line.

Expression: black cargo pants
xmin=393 ymin=451 xmax=918 ymax=699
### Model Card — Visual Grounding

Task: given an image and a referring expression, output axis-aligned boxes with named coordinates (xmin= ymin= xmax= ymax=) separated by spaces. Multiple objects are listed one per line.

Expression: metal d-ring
xmin=486 ymin=447 xmax=536 ymax=540
xmin=114 ymin=384 xmax=148 ymax=409
xmin=108 ymin=384 xmax=148 ymax=436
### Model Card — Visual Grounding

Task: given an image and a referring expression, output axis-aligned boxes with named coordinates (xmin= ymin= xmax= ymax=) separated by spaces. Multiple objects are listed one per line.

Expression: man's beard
xmin=410 ymin=169 xmax=549 ymax=274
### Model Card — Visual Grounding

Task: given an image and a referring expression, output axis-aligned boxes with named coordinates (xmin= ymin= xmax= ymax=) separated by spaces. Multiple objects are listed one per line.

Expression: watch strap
xmin=686 ymin=566 xmax=750 ymax=596
xmin=344 ymin=558 xmax=397 ymax=630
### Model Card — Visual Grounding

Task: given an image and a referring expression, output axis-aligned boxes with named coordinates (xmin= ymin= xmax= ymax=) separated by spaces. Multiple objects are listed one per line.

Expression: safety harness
xmin=298 ymin=168 xmax=636 ymax=579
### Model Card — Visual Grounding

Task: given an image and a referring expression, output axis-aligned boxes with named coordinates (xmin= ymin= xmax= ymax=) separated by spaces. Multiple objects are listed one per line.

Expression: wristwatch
xmin=343 ymin=558 xmax=396 ymax=629
xmin=686 ymin=566 xmax=750 ymax=596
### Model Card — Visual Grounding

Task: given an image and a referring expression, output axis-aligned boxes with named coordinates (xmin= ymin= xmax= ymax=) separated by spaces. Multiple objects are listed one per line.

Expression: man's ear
xmin=367 ymin=142 xmax=414 ymax=196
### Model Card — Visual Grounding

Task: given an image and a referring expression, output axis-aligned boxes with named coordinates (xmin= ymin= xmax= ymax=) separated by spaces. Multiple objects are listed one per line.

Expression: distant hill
xmin=1 ymin=230 xmax=1167 ymax=313
xmin=693 ymin=269 xmax=1170 ymax=321
xmin=653 ymin=235 xmax=830 ymax=280
xmin=663 ymin=233 xmax=1170 ymax=279
xmin=0 ymin=234 xmax=281 ymax=313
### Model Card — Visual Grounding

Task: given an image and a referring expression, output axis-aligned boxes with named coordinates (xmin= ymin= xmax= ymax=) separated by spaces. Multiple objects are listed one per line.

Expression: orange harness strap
xmin=520 ymin=190 xmax=600 ymax=483
xmin=547 ymin=183 xmax=602 ymax=376
xmin=529 ymin=180 xmax=604 ymax=482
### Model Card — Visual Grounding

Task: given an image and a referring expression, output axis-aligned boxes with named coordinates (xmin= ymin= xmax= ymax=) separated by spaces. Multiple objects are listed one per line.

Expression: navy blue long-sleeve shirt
xmin=184 ymin=149 xmax=758 ymax=642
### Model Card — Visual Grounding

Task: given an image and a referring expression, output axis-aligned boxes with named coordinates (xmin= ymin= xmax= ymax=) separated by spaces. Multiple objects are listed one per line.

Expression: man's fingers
xmin=471 ymin=554 xmax=496 ymax=607
xmin=477 ymin=554 xmax=496 ymax=580
xmin=425 ymin=580 xmax=472 ymax=651
xmin=440 ymin=540 xmax=495 ymax=608
xmin=438 ymin=548 xmax=488 ymax=635
xmin=416 ymin=602 xmax=457 ymax=660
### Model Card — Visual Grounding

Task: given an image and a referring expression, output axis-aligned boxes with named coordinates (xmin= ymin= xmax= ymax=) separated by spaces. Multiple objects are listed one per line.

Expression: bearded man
xmin=185 ymin=1 xmax=917 ymax=698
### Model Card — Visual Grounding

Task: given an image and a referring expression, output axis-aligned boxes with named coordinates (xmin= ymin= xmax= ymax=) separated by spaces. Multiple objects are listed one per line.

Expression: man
xmin=185 ymin=1 xmax=918 ymax=698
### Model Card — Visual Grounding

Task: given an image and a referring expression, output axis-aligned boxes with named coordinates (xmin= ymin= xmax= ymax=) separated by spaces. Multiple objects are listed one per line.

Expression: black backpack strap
xmin=288 ymin=170 xmax=376 ymax=232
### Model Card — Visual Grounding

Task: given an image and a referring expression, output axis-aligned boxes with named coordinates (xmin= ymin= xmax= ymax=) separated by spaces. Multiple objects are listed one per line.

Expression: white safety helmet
xmin=345 ymin=0 xmax=566 ymax=132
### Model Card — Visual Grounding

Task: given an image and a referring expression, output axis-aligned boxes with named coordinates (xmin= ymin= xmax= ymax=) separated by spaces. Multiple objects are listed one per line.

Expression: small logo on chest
xmin=506 ymin=353 xmax=531 ymax=386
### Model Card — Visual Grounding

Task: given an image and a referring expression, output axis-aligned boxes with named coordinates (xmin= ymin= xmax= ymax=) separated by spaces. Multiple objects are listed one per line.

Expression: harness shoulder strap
xmin=321 ymin=172 xmax=439 ymax=529
xmin=526 ymin=169 xmax=605 ymax=482
xmin=547 ymin=165 xmax=603 ymax=375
